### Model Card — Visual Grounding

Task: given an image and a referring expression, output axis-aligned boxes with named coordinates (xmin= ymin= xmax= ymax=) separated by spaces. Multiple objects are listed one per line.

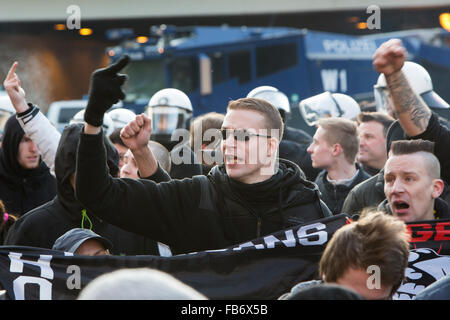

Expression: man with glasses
xmin=74 ymin=56 xmax=331 ymax=255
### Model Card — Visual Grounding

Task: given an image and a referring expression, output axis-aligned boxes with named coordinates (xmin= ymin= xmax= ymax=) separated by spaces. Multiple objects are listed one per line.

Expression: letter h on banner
xmin=8 ymin=252 xmax=54 ymax=300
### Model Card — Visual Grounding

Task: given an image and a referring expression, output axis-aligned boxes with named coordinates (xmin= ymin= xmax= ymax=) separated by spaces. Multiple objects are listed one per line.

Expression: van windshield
xmin=58 ymin=106 xmax=85 ymax=123
xmin=123 ymin=60 xmax=166 ymax=102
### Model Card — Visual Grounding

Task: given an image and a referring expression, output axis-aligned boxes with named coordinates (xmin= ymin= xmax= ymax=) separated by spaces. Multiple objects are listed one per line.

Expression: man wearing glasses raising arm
xmin=75 ymin=56 xmax=331 ymax=255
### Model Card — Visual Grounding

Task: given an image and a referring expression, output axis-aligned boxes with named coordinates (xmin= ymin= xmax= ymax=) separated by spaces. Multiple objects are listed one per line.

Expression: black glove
xmin=84 ymin=55 xmax=130 ymax=127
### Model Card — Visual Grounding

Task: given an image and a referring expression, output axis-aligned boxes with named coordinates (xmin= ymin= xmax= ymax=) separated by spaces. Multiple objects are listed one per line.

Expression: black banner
xmin=1 ymin=215 xmax=449 ymax=300
xmin=0 ymin=214 xmax=348 ymax=300
xmin=394 ymin=219 xmax=450 ymax=300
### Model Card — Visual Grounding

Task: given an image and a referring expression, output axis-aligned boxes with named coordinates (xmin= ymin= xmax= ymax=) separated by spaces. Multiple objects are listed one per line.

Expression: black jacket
xmin=75 ymin=131 xmax=332 ymax=254
xmin=279 ymin=140 xmax=322 ymax=182
xmin=341 ymin=169 xmax=385 ymax=215
xmin=315 ymin=165 xmax=371 ymax=215
xmin=283 ymin=126 xmax=313 ymax=146
xmin=4 ymin=124 xmax=168 ymax=255
xmin=156 ymin=139 xmax=203 ymax=179
xmin=0 ymin=115 xmax=56 ymax=216
xmin=280 ymin=126 xmax=320 ymax=181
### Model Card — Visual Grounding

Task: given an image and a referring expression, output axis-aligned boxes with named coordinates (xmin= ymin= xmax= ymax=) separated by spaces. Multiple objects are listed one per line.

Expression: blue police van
xmin=106 ymin=25 xmax=450 ymax=133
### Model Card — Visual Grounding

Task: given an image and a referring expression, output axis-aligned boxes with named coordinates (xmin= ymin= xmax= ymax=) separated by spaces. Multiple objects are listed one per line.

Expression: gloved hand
xmin=84 ymin=55 xmax=130 ymax=127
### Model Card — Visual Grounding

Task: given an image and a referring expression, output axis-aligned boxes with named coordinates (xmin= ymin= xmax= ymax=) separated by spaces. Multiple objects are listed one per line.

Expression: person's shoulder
xmin=350 ymin=172 xmax=378 ymax=193
xmin=13 ymin=201 xmax=56 ymax=226
xmin=357 ymin=167 xmax=372 ymax=181
xmin=313 ymin=170 xmax=327 ymax=185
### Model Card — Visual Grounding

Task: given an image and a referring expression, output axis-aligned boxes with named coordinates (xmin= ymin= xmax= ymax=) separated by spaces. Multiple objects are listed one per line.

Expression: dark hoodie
xmin=0 ymin=115 xmax=56 ymax=216
xmin=4 ymin=124 xmax=166 ymax=255
xmin=279 ymin=126 xmax=321 ymax=181
xmin=75 ymin=130 xmax=331 ymax=254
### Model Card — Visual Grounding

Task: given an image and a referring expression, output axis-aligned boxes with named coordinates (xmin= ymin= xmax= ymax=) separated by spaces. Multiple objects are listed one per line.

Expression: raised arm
xmin=76 ymin=56 xmax=203 ymax=252
xmin=373 ymin=39 xmax=432 ymax=136
xmin=3 ymin=62 xmax=60 ymax=175
xmin=120 ymin=113 xmax=159 ymax=178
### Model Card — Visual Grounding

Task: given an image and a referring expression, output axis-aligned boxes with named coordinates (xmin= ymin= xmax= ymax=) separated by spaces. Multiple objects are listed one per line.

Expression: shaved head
xmin=389 ymin=139 xmax=440 ymax=180
xmin=419 ymin=151 xmax=441 ymax=180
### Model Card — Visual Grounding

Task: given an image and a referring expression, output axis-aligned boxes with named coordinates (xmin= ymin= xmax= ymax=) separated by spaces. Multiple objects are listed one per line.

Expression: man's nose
xmin=29 ymin=141 xmax=39 ymax=153
xmin=391 ymin=179 xmax=405 ymax=193
xmin=359 ymin=137 xmax=366 ymax=147
xmin=223 ymin=132 xmax=236 ymax=148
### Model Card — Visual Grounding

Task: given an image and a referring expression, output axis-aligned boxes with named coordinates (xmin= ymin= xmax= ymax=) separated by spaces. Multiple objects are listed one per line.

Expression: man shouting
xmin=75 ymin=56 xmax=331 ymax=255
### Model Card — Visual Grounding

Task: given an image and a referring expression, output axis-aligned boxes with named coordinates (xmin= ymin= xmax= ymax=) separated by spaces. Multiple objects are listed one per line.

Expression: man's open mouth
xmin=393 ymin=200 xmax=410 ymax=213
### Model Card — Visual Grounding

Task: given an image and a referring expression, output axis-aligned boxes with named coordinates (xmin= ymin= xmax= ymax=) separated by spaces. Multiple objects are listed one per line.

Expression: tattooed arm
xmin=386 ymin=71 xmax=431 ymax=136
xmin=373 ymin=39 xmax=431 ymax=136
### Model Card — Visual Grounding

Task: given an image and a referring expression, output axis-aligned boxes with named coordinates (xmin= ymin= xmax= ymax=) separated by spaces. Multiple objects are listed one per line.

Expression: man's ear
xmin=267 ymin=137 xmax=279 ymax=157
xmin=332 ymin=143 xmax=342 ymax=157
xmin=432 ymin=179 xmax=444 ymax=199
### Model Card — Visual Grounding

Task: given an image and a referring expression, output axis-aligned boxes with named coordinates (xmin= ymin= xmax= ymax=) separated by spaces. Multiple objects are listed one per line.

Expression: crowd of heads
xmin=0 ymin=38 xmax=448 ymax=300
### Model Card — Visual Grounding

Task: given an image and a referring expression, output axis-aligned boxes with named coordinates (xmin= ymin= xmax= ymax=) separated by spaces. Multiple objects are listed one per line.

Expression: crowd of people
xmin=0 ymin=38 xmax=449 ymax=300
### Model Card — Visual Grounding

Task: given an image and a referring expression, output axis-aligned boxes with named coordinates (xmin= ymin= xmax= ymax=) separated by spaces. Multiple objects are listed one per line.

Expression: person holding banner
xmin=75 ymin=55 xmax=331 ymax=255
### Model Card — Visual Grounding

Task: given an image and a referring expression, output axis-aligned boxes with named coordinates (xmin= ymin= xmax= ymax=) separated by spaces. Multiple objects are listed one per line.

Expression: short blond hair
xmin=318 ymin=117 xmax=359 ymax=164
xmin=227 ymin=98 xmax=284 ymax=141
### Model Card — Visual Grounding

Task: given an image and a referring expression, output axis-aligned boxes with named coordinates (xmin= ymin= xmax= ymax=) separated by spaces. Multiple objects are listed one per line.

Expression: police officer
xmin=145 ymin=88 xmax=202 ymax=179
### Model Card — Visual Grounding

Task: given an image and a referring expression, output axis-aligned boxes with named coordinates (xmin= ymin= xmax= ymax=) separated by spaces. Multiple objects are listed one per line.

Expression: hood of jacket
xmin=0 ymin=114 xmax=50 ymax=184
xmin=208 ymin=158 xmax=321 ymax=210
xmin=55 ymin=123 xmax=119 ymax=218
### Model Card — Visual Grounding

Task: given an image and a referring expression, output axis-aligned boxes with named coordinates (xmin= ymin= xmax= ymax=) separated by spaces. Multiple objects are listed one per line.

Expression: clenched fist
xmin=120 ymin=113 xmax=153 ymax=152
xmin=373 ymin=38 xmax=406 ymax=76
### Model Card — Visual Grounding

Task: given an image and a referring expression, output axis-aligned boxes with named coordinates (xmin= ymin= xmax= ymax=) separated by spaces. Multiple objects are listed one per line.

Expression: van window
xmin=58 ymin=107 xmax=85 ymax=123
xmin=208 ymin=52 xmax=226 ymax=84
xmin=229 ymin=50 xmax=251 ymax=84
xmin=256 ymin=43 xmax=298 ymax=77
xmin=123 ymin=60 xmax=166 ymax=101
xmin=169 ymin=56 xmax=199 ymax=94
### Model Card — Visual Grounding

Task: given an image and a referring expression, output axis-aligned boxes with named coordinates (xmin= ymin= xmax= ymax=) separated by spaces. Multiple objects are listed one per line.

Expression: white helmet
xmin=70 ymin=109 xmax=115 ymax=137
xmin=108 ymin=108 xmax=137 ymax=130
xmin=247 ymin=86 xmax=291 ymax=113
xmin=145 ymin=88 xmax=193 ymax=144
xmin=0 ymin=94 xmax=15 ymax=140
xmin=374 ymin=61 xmax=449 ymax=115
xmin=299 ymin=92 xmax=361 ymax=126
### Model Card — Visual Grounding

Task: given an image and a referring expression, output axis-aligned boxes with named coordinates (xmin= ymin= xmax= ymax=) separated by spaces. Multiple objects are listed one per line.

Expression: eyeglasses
xmin=220 ymin=129 xmax=271 ymax=142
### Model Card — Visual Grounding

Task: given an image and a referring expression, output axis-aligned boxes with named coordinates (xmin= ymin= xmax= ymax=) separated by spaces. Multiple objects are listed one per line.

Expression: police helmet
xmin=145 ymin=88 xmax=193 ymax=144
xmin=70 ymin=109 xmax=115 ymax=137
xmin=374 ymin=61 xmax=449 ymax=117
xmin=108 ymin=108 xmax=137 ymax=130
xmin=299 ymin=92 xmax=361 ymax=126
xmin=247 ymin=86 xmax=291 ymax=114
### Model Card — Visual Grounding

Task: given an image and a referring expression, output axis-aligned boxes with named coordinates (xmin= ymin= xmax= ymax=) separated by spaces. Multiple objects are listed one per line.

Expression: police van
xmin=107 ymin=25 xmax=450 ymax=133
